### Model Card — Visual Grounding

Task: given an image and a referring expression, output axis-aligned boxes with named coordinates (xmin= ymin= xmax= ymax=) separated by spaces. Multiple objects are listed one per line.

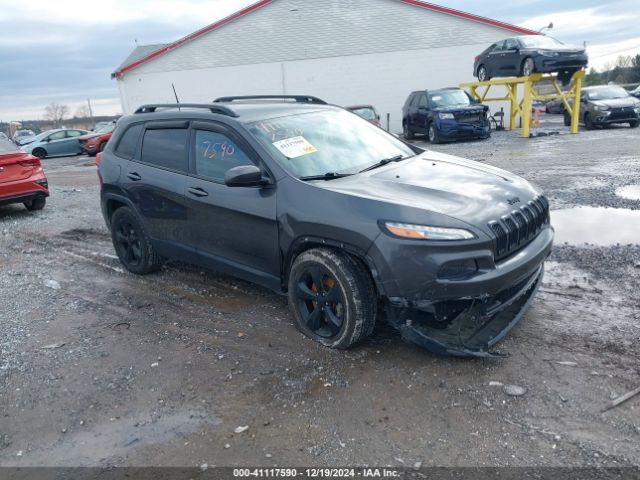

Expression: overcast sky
xmin=1 ymin=0 xmax=638 ymax=121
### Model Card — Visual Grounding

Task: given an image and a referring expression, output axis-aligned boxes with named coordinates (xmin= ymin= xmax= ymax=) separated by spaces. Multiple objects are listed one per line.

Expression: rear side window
xmin=115 ymin=124 xmax=142 ymax=159
xmin=141 ymin=128 xmax=188 ymax=172
xmin=194 ymin=130 xmax=253 ymax=181
xmin=418 ymin=95 xmax=428 ymax=108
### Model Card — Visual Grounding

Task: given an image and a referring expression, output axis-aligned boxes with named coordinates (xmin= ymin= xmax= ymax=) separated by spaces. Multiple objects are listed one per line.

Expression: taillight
xmin=95 ymin=152 xmax=102 ymax=166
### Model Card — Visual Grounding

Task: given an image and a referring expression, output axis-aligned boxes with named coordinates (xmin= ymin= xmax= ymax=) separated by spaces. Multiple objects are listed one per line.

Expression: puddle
xmin=616 ymin=185 xmax=640 ymax=201
xmin=552 ymin=207 xmax=640 ymax=246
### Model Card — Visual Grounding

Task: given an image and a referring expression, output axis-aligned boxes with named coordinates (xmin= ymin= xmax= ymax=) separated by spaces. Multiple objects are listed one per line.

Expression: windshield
xmin=586 ymin=86 xmax=630 ymax=100
xmin=350 ymin=107 xmax=376 ymax=120
xmin=430 ymin=90 xmax=475 ymax=107
xmin=248 ymin=109 xmax=415 ymax=179
xmin=16 ymin=130 xmax=34 ymax=137
xmin=519 ymin=36 xmax=563 ymax=49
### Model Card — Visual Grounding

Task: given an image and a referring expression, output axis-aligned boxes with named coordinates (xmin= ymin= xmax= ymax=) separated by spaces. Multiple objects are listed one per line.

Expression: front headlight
xmin=594 ymin=105 xmax=609 ymax=112
xmin=634 ymin=107 xmax=640 ymax=114
xmin=438 ymin=112 xmax=454 ymax=120
xmin=383 ymin=222 xmax=476 ymax=241
xmin=537 ymin=50 xmax=559 ymax=57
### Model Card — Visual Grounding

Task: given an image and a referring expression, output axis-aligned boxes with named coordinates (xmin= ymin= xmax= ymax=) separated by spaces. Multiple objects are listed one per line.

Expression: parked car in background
xmin=564 ymin=85 xmax=640 ymax=129
xmin=0 ymin=139 xmax=48 ymax=211
xmin=21 ymin=128 xmax=90 ymax=159
xmin=99 ymin=97 xmax=552 ymax=357
xmin=13 ymin=129 xmax=36 ymax=146
xmin=0 ymin=133 xmax=8 ymax=141
xmin=346 ymin=105 xmax=381 ymax=126
xmin=531 ymin=100 xmax=546 ymax=114
xmin=545 ymin=97 xmax=566 ymax=114
xmin=79 ymin=123 xmax=116 ymax=156
xmin=629 ymin=85 xmax=640 ymax=99
xmin=474 ymin=35 xmax=588 ymax=85
xmin=402 ymin=88 xmax=490 ymax=143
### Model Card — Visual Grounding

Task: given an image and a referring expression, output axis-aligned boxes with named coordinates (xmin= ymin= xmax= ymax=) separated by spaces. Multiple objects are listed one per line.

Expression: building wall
xmin=118 ymin=43 xmax=508 ymax=133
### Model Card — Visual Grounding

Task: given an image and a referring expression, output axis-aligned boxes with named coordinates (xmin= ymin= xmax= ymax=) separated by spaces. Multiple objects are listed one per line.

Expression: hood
xmin=591 ymin=98 xmax=640 ymax=108
xmin=318 ymin=150 xmax=540 ymax=231
xmin=17 ymin=137 xmax=36 ymax=146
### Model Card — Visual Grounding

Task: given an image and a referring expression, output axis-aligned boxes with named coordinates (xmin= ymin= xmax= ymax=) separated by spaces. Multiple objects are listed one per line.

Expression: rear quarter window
xmin=141 ymin=128 xmax=188 ymax=172
xmin=115 ymin=124 xmax=143 ymax=159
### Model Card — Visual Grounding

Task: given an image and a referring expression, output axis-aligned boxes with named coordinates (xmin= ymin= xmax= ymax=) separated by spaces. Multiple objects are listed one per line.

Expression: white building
xmin=113 ymin=0 xmax=536 ymax=133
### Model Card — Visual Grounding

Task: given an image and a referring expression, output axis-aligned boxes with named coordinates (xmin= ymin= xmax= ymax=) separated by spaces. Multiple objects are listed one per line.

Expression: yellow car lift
xmin=460 ymin=70 xmax=585 ymax=138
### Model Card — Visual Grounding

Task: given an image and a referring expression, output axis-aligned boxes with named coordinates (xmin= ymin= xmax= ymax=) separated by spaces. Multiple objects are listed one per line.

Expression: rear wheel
xmin=477 ymin=65 xmax=489 ymax=82
xmin=32 ymin=148 xmax=46 ymax=159
xmin=521 ymin=57 xmax=535 ymax=77
xmin=110 ymin=207 xmax=161 ymax=274
xmin=24 ymin=197 xmax=46 ymax=211
xmin=288 ymin=248 xmax=376 ymax=349
xmin=403 ymin=121 xmax=414 ymax=140
xmin=428 ymin=123 xmax=441 ymax=144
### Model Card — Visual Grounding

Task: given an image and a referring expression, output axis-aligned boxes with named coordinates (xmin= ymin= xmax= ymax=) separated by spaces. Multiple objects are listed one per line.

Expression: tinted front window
xmin=141 ymin=128 xmax=188 ymax=172
xmin=48 ymin=131 xmax=66 ymax=141
xmin=350 ymin=107 xmax=376 ymax=120
xmin=67 ymin=130 xmax=83 ymax=137
xmin=248 ymin=109 xmax=415 ymax=179
xmin=194 ymin=130 xmax=253 ymax=181
xmin=115 ymin=124 xmax=142 ymax=159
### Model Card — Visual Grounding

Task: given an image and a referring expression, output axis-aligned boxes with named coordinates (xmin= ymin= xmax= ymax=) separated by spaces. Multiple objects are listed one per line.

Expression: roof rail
xmin=213 ymin=95 xmax=327 ymax=105
xmin=134 ymin=104 xmax=239 ymax=117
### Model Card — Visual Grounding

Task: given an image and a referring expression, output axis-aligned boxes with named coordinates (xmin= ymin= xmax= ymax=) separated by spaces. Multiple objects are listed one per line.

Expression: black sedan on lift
xmin=473 ymin=35 xmax=588 ymax=85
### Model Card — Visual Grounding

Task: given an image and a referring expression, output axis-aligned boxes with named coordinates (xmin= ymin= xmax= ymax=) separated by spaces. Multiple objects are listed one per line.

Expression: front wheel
xmin=32 ymin=148 xmax=46 ymax=159
xmin=629 ymin=120 xmax=639 ymax=128
xmin=403 ymin=122 xmax=414 ymax=140
xmin=584 ymin=113 xmax=594 ymax=130
xmin=428 ymin=123 xmax=441 ymax=144
xmin=287 ymin=248 xmax=376 ymax=349
xmin=477 ymin=65 xmax=489 ymax=82
xmin=564 ymin=111 xmax=571 ymax=126
xmin=110 ymin=207 xmax=162 ymax=275
xmin=521 ymin=57 xmax=535 ymax=77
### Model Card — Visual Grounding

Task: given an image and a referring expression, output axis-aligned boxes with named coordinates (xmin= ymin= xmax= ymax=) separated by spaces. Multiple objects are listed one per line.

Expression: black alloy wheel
xmin=110 ymin=207 xmax=161 ymax=274
xmin=288 ymin=248 xmax=376 ymax=349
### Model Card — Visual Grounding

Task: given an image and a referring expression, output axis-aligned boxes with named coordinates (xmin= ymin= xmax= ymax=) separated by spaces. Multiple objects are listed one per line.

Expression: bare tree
xmin=44 ymin=102 xmax=69 ymax=127
xmin=75 ymin=105 xmax=91 ymax=119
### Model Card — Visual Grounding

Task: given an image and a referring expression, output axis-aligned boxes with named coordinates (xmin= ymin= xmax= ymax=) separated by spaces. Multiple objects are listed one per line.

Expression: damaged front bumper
xmin=386 ymin=264 xmax=544 ymax=358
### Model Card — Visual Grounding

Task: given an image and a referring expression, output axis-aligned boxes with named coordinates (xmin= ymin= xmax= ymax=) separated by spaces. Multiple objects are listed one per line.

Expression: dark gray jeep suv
xmin=98 ymin=96 xmax=553 ymax=357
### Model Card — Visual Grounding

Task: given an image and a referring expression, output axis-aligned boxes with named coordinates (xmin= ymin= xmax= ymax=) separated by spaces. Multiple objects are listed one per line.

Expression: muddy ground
xmin=1 ymin=116 xmax=639 ymax=468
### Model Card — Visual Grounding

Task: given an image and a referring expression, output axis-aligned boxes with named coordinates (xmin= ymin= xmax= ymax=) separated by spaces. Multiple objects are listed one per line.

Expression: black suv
xmin=99 ymin=96 xmax=553 ymax=357
xmin=402 ymin=88 xmax=490 ymax=143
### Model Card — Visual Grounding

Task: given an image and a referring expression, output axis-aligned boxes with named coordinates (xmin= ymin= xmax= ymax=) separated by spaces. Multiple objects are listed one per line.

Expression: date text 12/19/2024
xmin=233 ymin=468 xmax=402 ymax=478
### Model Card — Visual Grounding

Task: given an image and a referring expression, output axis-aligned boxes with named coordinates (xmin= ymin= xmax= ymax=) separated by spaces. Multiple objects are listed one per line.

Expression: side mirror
xmin=224 ymin=165 xmax=267 ymax=187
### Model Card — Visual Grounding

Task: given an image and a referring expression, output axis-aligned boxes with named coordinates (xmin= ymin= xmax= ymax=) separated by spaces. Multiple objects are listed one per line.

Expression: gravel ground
xmin=1 ymin=117 xmax=639 ymax=468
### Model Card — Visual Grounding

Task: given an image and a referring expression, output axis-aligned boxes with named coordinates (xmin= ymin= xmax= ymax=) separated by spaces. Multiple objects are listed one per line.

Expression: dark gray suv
xmin=98 ymin=96 xmax=553 ymax=358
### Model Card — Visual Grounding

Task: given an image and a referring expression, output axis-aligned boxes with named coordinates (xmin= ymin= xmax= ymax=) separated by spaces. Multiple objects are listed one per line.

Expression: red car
xmin=0 ymin=139 xmax=49 ymax=211
xmin=346 ymin=105 xmax=381 ymax=126
xmin=79 ymin=123 xmax=116 ymax=156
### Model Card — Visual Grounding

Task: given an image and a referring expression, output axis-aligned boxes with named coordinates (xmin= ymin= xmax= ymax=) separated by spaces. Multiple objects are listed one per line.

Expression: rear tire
xmin=477 ymin=65 xmax=489 ymax=82
xmin=24 ymin=197 xmax=46 ymax=211
xmin=32 ymin=148 xmax=46 ymax=159
xmin=110 ymin=207 xmax=161 ymax=275
xmin=403 ymin=121 xmax=414 ymax=140
xmin=287 ymin=248 xmax=376 ymax=349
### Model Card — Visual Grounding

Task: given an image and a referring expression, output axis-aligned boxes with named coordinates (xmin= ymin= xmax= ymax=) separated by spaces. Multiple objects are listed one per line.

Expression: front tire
xmin=521 ymin=57 xmax=535 ymax=77
xmin=630 ymin=120 xmax=639 ymax=128
xmin=32 ymin=148 xmax=46 ymax=159
xmin=110 ymin=207 xmax=161 ymax=275
xmin=403 ymin=121 xmax=415 ymax=140
xmin=564 ymin=111 xmax=571 ymax=126
xmin=24 ymin=197 xmax=46 ymax=211
xmin=584 ymin=112 xmax=594 ymax=130
xmin=288 ymin=248 xmax=376 ymax=349
xmin=428 ymin=123 xmax=441 ymax=144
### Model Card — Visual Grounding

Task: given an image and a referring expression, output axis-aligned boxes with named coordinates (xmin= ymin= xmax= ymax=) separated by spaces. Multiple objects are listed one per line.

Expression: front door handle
xmin=188 ymin=187 xmax=209 ymax=197
xmin=127 ymin=172 xmax=141 ymax=181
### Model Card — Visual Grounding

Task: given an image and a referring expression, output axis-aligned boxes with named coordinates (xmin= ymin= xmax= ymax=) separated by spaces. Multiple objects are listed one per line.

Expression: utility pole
xmin=87 ymin=98 xmax=94 ymax=127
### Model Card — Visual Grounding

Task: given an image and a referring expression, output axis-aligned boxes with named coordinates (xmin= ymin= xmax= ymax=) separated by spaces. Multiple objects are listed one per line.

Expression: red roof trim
xmin=113 ymin=0 xmax=276 ymax=77
xmin=114 ymin=0 xmax=537 ymax=77
xmin=397 ymin=0 xmax=538 ymax=36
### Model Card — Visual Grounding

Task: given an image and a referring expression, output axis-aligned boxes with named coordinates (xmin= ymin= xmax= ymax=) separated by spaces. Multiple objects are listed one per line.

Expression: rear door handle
xmin=188 ymin=187 xmax=209 ymax=197
xmin=127 ymin=172 xmax=141 ymax=181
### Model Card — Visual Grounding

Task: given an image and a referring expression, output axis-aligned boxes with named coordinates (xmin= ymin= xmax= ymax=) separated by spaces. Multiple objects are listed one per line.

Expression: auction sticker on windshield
xmin=273 ymin=136 xmax=317 ymax=159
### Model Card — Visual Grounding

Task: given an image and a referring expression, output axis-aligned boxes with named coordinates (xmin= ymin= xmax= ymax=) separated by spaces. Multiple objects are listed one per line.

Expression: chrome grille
xmin=488 ymin=196 xmax=550 ymax=260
